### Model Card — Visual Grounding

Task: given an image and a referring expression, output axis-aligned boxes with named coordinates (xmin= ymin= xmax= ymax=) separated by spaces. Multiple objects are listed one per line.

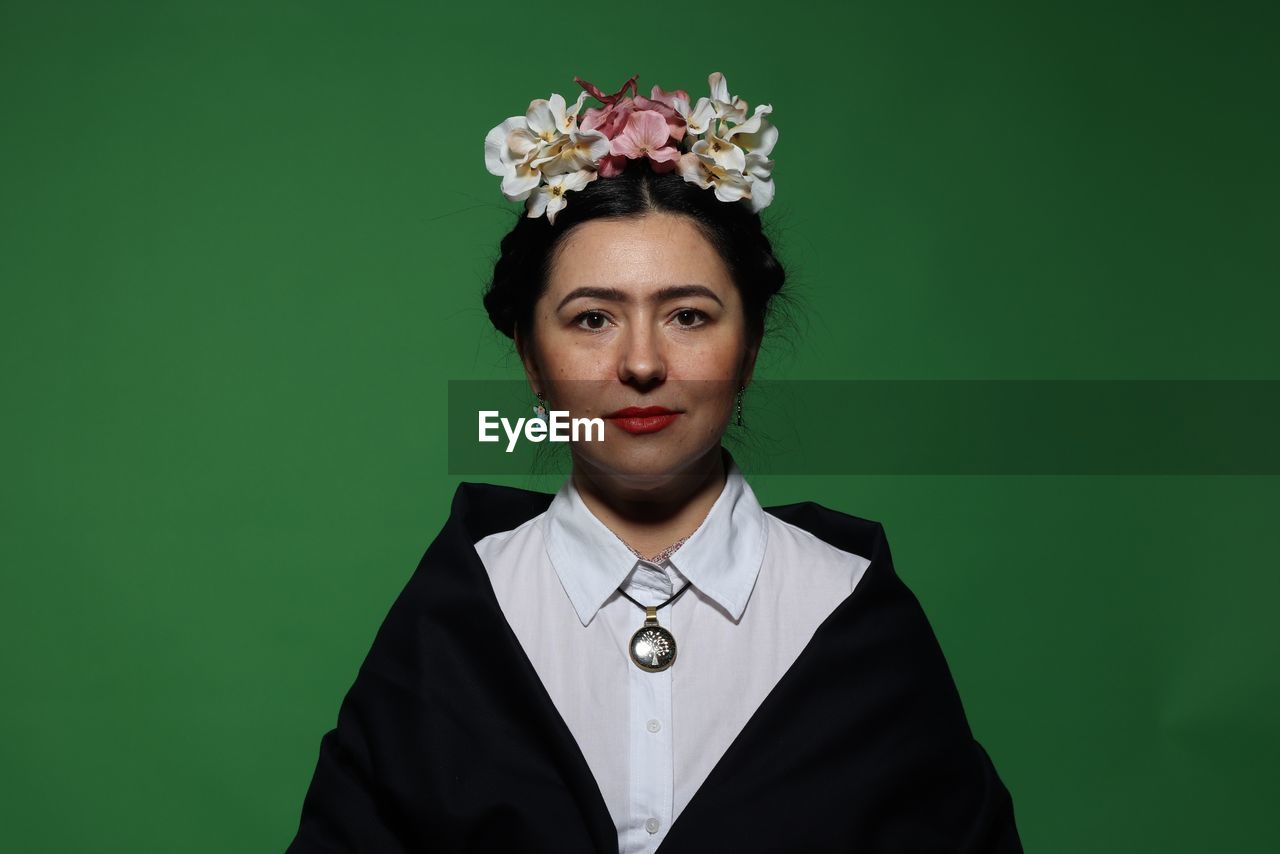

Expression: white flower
xmin=724 ymin=103 xmax=779 ymax=212
xmin=676 ymin=150 xmax=753 ymax=205
xmin=724 ymin=103 xmax=778 ymax=158
xmin=690 ymin=127 xmax=747 ymax=173
xmin=530 ymin=127 xmax=611 ymax=176
xmin=551 ymin=90 xmax=591 ymax=134
xmin=484 ymin=92 xmax=604 ymax=201
xmin=658 ymin=89 xmax=718 ymax=137
xmin=526 ymin=169 xmax=597 ymax=225
xmin=678 ymin=94 xmax=779 ymax=212
xmin=741 ymin=167 xmax=775 ymax=212
xmin=706 ymin=71 xmax=749 ymax=126
xmin=658 ymin=72 xmax=745 ymax=139
xmin=484 ymin=116 xmax=541 ymax=201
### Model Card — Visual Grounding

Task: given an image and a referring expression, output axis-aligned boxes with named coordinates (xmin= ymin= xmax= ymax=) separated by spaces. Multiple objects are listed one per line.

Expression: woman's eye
xmin=574 ymin=311 xmax=609 ymax=331
xmin=674 ymin=309 xmax=708 ymax=328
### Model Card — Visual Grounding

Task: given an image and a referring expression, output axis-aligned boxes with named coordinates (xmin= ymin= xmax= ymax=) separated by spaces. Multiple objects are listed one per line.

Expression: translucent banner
xmin=446 ymin=380 xmax=1280 ymax=475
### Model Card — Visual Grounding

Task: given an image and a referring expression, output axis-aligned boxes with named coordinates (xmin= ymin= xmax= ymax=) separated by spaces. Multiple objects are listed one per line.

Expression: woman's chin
xmin=571 ymin=443 xmax=714 ymax=489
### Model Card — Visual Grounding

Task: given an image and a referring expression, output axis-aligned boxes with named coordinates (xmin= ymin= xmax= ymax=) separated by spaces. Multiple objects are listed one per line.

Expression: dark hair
xmin=483 ymin=159 xmax=789 ymax=352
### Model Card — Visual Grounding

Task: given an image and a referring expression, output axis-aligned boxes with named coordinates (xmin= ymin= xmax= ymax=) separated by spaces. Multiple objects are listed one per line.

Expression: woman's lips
xmin=605 ymin=407 xmax=680 ymax=435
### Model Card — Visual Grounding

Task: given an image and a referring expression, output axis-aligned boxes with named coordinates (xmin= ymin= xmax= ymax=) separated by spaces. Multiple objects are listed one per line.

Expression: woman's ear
xmin=514 ymin=329 xmax=542 ymax=394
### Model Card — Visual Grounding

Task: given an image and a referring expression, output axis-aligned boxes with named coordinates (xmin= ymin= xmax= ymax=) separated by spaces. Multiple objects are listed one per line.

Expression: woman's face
xmin=518 ymin=212 xmax=758 ymax=488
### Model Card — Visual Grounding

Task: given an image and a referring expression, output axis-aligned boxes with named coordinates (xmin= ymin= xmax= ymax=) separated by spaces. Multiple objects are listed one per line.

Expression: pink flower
xmin=609 ymin=110 xmax=682 ymax=173
xmin=632 ymin=94 xmax=686 ymax=144
xmin=579 ymin=101 xmax=634 ymax=176
xmin=574 ymin=74 xmax=637 ymax=137
xmin=580 ymin=99 xmax=634 ymax=139
xmin=647 ymin=84 xmax=690 ymax=112
xmin=572 ymin=75 xmax=689 ymax=176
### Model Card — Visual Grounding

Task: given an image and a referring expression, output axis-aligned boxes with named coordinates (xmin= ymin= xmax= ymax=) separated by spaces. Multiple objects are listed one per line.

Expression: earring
xmin=735 ymin=385 xmax=745 ymax=427
xmin=532 ymin=391 xmax=547 ymax=423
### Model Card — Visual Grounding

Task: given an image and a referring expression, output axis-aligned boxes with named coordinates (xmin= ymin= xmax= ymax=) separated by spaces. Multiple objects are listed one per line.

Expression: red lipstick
xmin=605 ymin=406 xmax=680 ymax=435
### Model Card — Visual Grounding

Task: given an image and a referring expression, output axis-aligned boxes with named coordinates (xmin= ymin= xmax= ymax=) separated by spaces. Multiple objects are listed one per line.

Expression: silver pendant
xmin=629 ymin=606 xmax=677 ymax=672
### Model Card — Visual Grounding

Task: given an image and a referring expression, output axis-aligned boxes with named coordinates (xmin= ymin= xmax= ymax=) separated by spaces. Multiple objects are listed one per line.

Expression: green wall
xmin=2 ymin=1 xmax=1276 ymax=850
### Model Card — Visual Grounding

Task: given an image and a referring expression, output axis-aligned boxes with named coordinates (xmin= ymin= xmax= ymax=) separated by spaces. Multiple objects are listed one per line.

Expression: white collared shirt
xmin=475 ymin=452 xmax=872 ymax=853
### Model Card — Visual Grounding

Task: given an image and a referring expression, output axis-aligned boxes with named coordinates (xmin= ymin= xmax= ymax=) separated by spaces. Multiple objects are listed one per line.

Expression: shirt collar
xmin=542 ymin=449 xmax=769 ymax=626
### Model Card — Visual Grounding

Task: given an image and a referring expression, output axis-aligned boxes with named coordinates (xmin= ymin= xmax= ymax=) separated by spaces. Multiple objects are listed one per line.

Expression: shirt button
xmin=646 ymin=719 xmax=661 ymax=733
xmin=645 ymin=817 xmax=661 ymax=834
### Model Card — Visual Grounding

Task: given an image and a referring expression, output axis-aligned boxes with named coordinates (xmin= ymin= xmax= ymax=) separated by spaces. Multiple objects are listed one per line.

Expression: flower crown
xmin=483 ymin=71 xmax=778 ymax=225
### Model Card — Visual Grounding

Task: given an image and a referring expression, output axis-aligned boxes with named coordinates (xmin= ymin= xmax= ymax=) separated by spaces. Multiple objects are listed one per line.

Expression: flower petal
xmin=531 ymin=133 xmax=569 ymax=158
xmin=745 ymin=175 xmax=775 ymax=212
xmin=677 ymin=152 xmax=714 ymax=189
xmin=525 ymin=98 xmax=560 ymax=141
xmin=649 ymin=84 xmax=690 ymax=114
xmin=626 ymin=110 xmax=672 ymax=149
xmin=546 ymin=192 xmax=568 ymax=225
xmin=596 ymin=154 xmax=627 ymax=177
xmin=691 ymin=132 xmax=747 ymax=173
xmin=647 ymin=144 xmax=681 ymax=164
xmin=525 ymin=187 xmax=551 ymax=219
xmin=744 ymin=151 xmax=774 ymax=180
xmin=728 ymin=121 xmax=778 ymax=159
xmin=501 ymin=164 xmax=541 ymax=201
xmin=632 ymin=96 xmax=686 ymax=142
xmin=535 ymin=129 xmax=611 ymax=174
xmin=580 ymin=129 xmax=612 ymax=160
xmin=722 ymin=95 xmax=748 ymax=124
xmin=563 ymin=90 xmax=589 ymax=130
xmin=705 ymin=72 xmax=748 ymax=123
xmin=506 ymin=127 xmax=541 ymax=159
xmin=559 ymin=168 xmax=597 ymax=193
xmin=610 ymin=134 xmax=643 ymax=158
xmin=574 ymin=73 xmax=639 ymax=105
xmin=685 ymin=98 xmax=716 ymax=136
xmin=711 ymin=171 xmax=752 ymax=204
xmin=708 ymin=71 xmax=730 ymax=104
xmin=547 ymin=93 xmax=568 ymax=132
xmin=484 ymin=116 xmax=527 ymax=175
xmin=581 ymin=102 xmax=634 ymax=139
xmin=726 ymin=103 xmax=773 ymax=137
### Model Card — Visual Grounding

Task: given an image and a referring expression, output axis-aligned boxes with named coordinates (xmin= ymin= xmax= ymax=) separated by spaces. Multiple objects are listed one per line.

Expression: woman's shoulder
xmin=758 ymin=500 xmax=880 ymax=594
xmin=448 ymin=479 xmax=555 ymax=536
xmin=446 ymin=479 xmax=555 ymax=561
xmin=472 ymin=505 xmax=548 ymax=565
xmin=762 ymin=498 xmax=888 ymax=564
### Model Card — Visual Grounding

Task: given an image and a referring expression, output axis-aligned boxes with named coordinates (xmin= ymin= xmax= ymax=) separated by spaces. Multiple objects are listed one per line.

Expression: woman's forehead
xmin=548 ymin=214 xmax=732 ymax=293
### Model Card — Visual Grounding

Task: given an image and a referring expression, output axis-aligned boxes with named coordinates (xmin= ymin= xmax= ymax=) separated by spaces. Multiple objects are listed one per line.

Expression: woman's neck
xmin=571 ymin=446 xmax=728 ymax=560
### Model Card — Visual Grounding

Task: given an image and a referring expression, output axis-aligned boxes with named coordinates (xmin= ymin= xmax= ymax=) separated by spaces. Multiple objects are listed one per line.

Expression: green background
xmin=2 ymin=1 xmax=1277 ymax=850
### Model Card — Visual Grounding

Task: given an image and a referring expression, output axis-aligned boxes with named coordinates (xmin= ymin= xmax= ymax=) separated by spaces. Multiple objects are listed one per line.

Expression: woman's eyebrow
xmin=556 ymin=284 xmax=723 ymax=311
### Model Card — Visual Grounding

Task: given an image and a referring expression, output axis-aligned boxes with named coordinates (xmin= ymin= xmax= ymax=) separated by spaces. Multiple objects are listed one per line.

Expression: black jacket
xmin=286 ymin=481 xmax=1023 ymax=853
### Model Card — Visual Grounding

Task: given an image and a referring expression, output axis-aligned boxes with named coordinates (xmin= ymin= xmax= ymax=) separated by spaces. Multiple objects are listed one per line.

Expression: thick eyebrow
xmin=556 ymin=284 xmax=724 ymax=312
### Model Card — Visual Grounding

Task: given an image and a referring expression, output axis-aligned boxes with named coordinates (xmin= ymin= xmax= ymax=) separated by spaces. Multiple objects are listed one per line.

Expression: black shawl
xmin=286 ymin=481 xmax=1022 ymax=852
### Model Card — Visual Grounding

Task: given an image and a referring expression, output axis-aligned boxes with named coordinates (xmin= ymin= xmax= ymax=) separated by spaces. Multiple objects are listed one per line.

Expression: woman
xmin=287 ymin=72 xmax=1022 ymax=853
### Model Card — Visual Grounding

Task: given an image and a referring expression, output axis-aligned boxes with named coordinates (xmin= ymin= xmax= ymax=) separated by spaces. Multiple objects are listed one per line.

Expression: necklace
xmin=618 ymin=581 xmax=693 ymax=672
xmin=623 ymin=533 xmax=691 ymax=565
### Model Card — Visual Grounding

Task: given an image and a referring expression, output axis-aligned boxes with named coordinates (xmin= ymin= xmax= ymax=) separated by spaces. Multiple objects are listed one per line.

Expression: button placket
xmin=623 ymin=572 xmax=676 ymax=853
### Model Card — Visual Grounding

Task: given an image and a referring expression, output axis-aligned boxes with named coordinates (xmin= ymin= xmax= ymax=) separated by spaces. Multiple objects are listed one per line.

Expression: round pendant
xmin=629 ymin=624 xmax=678 ymax=672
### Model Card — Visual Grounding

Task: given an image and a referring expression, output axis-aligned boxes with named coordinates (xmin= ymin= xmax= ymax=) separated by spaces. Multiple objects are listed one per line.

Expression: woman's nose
xmin=617 ymin=322 xmax=667 ymax=386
